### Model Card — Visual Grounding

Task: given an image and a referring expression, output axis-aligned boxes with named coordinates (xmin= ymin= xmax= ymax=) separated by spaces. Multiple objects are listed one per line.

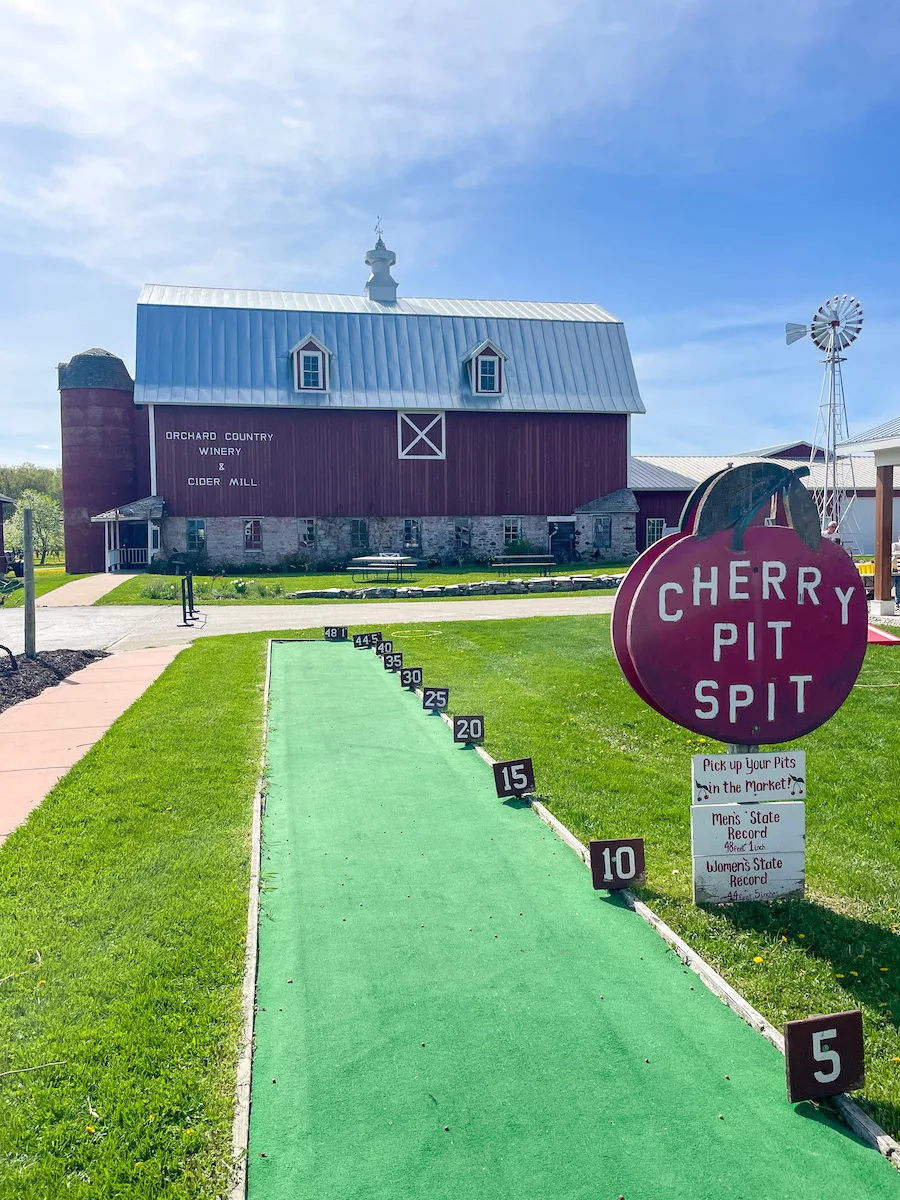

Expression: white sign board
xmin=691 ymin=802 xmax=805 ymax=904
xmin=691 ymin=751 xmax=806 ymax=803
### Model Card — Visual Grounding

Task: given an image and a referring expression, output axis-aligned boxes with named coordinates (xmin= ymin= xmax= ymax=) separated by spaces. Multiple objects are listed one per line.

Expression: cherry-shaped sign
xmin=614 ymin=464 xmax=868 ymax=744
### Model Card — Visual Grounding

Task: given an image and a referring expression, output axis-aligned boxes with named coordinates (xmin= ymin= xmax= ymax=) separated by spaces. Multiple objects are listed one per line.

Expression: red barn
xmin=60 ymin=238 xmax=645 ymax=573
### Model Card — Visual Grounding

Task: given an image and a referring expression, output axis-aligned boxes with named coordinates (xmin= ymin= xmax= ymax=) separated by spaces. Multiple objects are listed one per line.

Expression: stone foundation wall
xmin=159 ymin=514 xmax=636 ymax=566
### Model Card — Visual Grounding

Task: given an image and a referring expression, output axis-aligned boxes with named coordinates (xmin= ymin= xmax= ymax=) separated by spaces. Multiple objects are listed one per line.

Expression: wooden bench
xmin=492 ymin=555 xmax=556 ymax=577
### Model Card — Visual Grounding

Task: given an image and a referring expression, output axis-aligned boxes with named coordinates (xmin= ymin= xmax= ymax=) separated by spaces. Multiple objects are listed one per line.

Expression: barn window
xmin=291 ymin=334 xmax=331 ymax=392
xmin=398 ymin=411 xmax=445 ymax=460
xmin=646 ymin=517 xmax=666 ymax=546
xmin=454 ymin=519 xmax=471 ymax=550
xmin=503 ymin=517 xmax=523 ymax=545
xmin=186 ymin=519 xmax=206 ymax=553
xmin=403 ymin=519 xmax=421 ymax=551
xmin=299 ymin=519 xmax=316 ymax=549
xmin=244 ymin=519 xmax=262 ymax=552
xmin=350 ymin=519 xmax=369 ymax=550
xmin=464 ymin=339 xmax=508 ymax=396
xmin=593 ymin=516 xmax=612 ymax=549
xmin=301 ymin=353 xmax=322 ymax=389
xmin=477 ymin=356 xmax=500 ymax=393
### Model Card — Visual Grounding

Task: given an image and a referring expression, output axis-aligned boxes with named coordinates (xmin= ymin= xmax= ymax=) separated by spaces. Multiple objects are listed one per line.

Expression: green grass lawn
xmin=375 ymin=614 xmax=900 ymax=1141
xmin=94 ymin=562 xmax=629 ymax=606
xmin=1 ymin=566 xmax=87 ymax=608
xmin=0 ymin=635 xmax=266 ymax=1199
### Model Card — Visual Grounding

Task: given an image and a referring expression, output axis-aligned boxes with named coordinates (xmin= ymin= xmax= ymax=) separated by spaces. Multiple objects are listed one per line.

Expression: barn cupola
xmin=364 ymin=229 xmax=398 ymax=303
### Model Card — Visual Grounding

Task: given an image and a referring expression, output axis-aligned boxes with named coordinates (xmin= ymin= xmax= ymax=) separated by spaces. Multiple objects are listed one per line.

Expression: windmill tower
xmin=786 ymin=295 xmax=864 ymax=546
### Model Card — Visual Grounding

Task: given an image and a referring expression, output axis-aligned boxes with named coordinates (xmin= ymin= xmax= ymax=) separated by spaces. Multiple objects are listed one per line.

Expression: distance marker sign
xmin=324 ymin=626 xmax=348 ymax=641
xmin=589 ymin=839 xmax=646 ymax=890
xmin=453 ymin=716 xmax=484 ymax=743
xmin=784 ymin=1010 xmax=864 ymax=1103
xmin=353 ymin=632 xmax=382 ymax=649
xmin=493 ymin=759 xmax=535 ymax=798
xmin=625 ymin=525 xmax=866 ymax=743
xmin=422 ymin=687 xmax=449 ymax=711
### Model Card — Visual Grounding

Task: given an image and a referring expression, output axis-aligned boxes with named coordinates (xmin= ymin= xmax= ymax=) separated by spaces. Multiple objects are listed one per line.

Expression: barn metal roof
xmin=137 ymin=284 xmax=620 ymax=323
xmin=629 ymin=455 xmax=878 ymax=491
xmin=134 ymin=287 xmax=644 ymax=414
xmin=838 ymin=415 xmax=900 ymax=450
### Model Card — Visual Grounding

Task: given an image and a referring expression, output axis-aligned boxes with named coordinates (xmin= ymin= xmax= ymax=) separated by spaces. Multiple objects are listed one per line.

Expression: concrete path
xmin=37 ymin=573 xmax=136 ymax=607
xmin=0 ymin=645 xmax=183 ymax=844
xmin=0 ymin=595 xmax=616 ymax=655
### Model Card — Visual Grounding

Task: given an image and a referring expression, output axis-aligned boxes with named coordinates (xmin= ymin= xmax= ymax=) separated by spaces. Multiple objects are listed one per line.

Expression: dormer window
xmin=301 ymin=351 xmax=322 ymax=389
xmin=291 ymin=334 xmax=332 ymax=393
xmin=464 ymin=339 xmax=508 ymax=396
xmin=478 ymin=356 xmax=499 ymax=393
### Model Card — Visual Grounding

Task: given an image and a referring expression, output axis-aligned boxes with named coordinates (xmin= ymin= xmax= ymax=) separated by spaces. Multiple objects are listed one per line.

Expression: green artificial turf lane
xmin=248 ymin=641 xmax=898 ymax=1200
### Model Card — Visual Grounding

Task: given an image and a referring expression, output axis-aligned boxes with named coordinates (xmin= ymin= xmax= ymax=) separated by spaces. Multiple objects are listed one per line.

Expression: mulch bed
xmin=0 ymin=649 xmax=109 ymax=717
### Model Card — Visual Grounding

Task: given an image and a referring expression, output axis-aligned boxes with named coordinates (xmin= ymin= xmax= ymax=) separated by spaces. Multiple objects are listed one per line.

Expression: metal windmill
xmin=786 ymin=295 xmax=864 ymax=543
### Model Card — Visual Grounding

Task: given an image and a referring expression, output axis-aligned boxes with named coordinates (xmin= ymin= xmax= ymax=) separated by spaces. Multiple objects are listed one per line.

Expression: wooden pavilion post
xmin=874 ymin=464 xmax=894 ymax=607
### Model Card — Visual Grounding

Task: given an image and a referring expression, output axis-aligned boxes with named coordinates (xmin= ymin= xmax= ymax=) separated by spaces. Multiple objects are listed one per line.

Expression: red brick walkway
xmin=0 ymin=646 xmax=183 ymax=844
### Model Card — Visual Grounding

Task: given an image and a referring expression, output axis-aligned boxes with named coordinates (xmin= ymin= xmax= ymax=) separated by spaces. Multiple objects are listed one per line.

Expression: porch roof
xmin=91 ymin=495 xmax=165 ymax=522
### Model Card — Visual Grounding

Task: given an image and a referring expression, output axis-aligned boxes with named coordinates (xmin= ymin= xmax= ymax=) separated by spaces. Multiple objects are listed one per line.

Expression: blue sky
xmin=1 ymin=0 xmax=899 ymax=466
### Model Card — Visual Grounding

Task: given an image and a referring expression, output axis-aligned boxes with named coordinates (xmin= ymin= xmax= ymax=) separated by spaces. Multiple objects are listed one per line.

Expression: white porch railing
xmin=106 ymin=547 xmax=149 ymax=571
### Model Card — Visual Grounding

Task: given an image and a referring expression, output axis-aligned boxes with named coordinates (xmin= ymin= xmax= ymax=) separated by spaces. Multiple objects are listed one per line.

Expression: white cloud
xmin=2 ymin=0 xmax=896 ymax=286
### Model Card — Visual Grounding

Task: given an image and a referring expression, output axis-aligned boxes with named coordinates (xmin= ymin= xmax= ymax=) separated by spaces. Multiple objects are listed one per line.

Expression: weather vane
xmin=374 ymin=215 xmax=384 ymax=240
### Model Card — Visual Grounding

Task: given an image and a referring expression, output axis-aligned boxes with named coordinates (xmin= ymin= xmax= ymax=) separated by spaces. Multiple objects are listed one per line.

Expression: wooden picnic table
xmin=346 ymin=556 xmax=419 ymax=583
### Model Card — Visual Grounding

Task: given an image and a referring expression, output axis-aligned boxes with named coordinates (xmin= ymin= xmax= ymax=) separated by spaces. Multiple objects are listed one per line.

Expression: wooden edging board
xmin=229 ymin=636 xmax=899 ymax=1198
xmin=422 ymin=692 xmax=900 ymax=1172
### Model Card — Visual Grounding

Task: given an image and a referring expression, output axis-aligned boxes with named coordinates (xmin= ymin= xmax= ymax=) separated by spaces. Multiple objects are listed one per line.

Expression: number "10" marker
xmin=589 ymin=839 xmax=646 ymax=890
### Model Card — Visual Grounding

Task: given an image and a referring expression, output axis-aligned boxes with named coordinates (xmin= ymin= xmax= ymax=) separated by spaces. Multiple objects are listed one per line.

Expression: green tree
xmin=0 ymin=463 xmax=62 ymax=503
xmin=3 ymin=490 xmax=64 ymax=565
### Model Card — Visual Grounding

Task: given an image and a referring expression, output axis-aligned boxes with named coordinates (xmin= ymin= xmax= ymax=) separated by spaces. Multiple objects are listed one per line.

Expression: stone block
xmin=422 ymin=586 xmax=444 ymax=597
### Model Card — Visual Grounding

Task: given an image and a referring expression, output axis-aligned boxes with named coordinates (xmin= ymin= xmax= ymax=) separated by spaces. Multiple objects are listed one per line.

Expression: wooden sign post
xmin=691 ymin=751 xmax=806 ymax=803
xmin=690 ymin=801 xmax=805 ymax=903
xmin=612 ymin=464 xmax=868 ymax=907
